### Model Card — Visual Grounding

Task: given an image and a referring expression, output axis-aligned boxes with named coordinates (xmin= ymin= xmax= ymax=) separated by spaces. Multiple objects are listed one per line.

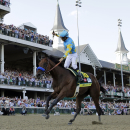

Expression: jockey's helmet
xmin=59 ymin=30 xmax=69 ymax=38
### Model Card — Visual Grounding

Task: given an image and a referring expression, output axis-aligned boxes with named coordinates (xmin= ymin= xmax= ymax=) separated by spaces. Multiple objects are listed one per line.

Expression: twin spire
xmin=51 ymin=0 xmax=68 ymax=32
xmin=115 ymin=29 xmax=129 ymax=53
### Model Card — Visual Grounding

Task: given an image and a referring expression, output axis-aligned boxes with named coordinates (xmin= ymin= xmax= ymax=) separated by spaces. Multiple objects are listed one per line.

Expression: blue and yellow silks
xmin=55 ymin=34 xmax=76 ymax=58
xmin=63 ymin=38 xmax=76 ymax=58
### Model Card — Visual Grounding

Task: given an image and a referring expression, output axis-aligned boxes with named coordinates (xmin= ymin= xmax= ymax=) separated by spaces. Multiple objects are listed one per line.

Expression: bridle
xmin=37 ymin=58 xmax=62 ymax=77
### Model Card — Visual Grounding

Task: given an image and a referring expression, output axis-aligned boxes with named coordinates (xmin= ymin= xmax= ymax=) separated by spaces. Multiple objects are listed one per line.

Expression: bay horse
xmin=36 ymin=56 xmax=106 ymax=124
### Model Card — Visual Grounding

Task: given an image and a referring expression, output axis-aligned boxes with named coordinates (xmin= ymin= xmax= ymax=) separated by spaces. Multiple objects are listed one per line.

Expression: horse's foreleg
xmin=44 ymin=92 xmax=58 ymax=115
xmin=45 ymin=92 xmax=64 ymax=119
xmin=45 ymin=95 xmax=52 ymax=112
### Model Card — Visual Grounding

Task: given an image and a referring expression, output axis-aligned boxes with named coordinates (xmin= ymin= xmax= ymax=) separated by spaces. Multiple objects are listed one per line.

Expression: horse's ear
xmin=41 ymin=53 xmax=48 ymax=59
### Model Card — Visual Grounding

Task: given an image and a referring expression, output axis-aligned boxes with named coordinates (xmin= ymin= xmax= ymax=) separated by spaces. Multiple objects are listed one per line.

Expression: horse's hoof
xmin=92 ymin=121 xmax=102 ymax=125
xmin=45 ymin=115 xmax=50 ymax=119
xmin=42 ymin=114 xmax=46 ymax=117
xmin=68 ymin=122 xmax=72 ymax=125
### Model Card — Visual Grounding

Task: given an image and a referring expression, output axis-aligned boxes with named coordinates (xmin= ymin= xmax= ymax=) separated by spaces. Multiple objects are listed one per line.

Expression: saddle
xmin=67 ymin=68 xmax=92 ymax=87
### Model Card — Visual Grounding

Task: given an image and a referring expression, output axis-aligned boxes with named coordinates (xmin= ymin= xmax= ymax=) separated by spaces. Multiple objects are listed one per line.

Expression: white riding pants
xmin=64 ymin=53 xmax=77 ymax=69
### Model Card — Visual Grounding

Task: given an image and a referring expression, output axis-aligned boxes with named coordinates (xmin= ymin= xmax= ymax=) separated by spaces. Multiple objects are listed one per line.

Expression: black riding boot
xmin=74 ymin=68 xmax=84 ymax=82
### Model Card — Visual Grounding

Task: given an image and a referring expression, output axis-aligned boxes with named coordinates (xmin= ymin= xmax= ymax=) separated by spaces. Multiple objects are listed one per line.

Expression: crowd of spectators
xmin=0 ymin=69 xmax=53 ymax=88
xmin=0 ymin=96 xmax=130 ymax=109
xmin=1 ymin=68 xmax=130 ymax=95
xmin=0 ymin=0 xmax=10 ymax=7
xmin=0 ymin=97 xmax=44 ymax=108
xmin=0 ymin=23 xmax=53 ymax=47
xmin=0 ymin=96 xmax=130 ymax=115
xmin=102 ymin=83 xmax=130 ymax=93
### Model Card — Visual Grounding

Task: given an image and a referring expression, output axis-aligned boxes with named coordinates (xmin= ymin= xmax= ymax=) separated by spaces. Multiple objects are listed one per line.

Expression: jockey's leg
xmin=71 ymin=53 xmax=83 ymax=82
xmin=71 ymin=53 xmax=77 ymax=70
xmin=64 ymin=54 xmax=72 ymax=68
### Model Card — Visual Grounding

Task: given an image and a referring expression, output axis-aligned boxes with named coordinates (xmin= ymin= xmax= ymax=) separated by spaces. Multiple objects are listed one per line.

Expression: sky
xmin=4 ymin=0 xmax=130 ymax=62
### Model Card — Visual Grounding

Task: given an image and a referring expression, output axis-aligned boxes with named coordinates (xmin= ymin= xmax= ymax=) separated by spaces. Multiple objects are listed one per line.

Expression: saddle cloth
xmin=67 ymin=68 xmax=92 ymax=97
xmin=67 ymin=68 xmax=92 ymax=87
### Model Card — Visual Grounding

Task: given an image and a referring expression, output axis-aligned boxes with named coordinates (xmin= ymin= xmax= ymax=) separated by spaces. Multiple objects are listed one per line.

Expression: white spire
xmin=115 ymin=27 xmax=129 ymax=65
xmin=51 ymin=0 xmax=68 ymax=32
xmin=115 ymin=29 xmax=129 ymax=53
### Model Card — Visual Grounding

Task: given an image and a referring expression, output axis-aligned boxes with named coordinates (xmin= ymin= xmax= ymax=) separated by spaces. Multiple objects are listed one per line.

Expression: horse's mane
xmin=49 ymin=56 xmax=64 ymax=68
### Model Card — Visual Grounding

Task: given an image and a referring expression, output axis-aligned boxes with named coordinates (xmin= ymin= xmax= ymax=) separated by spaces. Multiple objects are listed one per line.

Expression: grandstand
xmin=0 ymin=2 xmax=53 ymax=99
xmin=0 ymin=1 xmax=130 ymax=103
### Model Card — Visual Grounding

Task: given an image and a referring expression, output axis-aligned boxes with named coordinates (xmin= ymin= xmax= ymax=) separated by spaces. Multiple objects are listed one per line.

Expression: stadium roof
xmin=51 ymin=0 xmax=68 ymax=32
xmin=115 ymin=30 xmax=129 ymax=53
xmin=99 ymin=60 xmax=115 ymax=69
xmin=82 ymin=44 xmax=102 ymax=67
xmin=99 ymin=60 xmax=130 ymax=73
xmin=20 ymin=22 xmax=37 ymax=29
xmin=42 ymin=48 xmax=64 ymax=58
xmin=76 ymin=44 xmax=87 ymax=54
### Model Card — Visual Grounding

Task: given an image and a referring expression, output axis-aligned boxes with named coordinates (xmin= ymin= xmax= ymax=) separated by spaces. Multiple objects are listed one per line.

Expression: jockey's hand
xmin=59 ymin=57 xmax=64 ymax=62
xmin=52 ymin=31 xmax=55 ymax=36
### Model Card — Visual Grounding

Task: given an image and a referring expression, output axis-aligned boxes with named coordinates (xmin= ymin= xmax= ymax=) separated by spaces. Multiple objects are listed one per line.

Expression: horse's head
xmin=36 ymin=57 xmax=51 ymax=79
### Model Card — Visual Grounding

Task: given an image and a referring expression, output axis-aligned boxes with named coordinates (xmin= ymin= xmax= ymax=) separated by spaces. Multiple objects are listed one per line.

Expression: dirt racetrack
xmin=0 ymin=114 xmax=130 ymax=130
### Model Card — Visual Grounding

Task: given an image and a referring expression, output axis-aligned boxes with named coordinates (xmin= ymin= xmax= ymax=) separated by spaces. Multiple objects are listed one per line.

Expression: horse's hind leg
xmin=91 ymin=94 xmax=102 ymax=122
xmin=68 ymin=95 xmax=84 ymax=125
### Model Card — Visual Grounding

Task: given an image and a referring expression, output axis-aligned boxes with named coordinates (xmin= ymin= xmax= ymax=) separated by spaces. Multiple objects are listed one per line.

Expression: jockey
xmin=52 ymin=30 xmax=83 ymax=82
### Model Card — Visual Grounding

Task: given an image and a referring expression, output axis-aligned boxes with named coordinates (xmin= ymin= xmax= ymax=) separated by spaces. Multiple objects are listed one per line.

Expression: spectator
xmin=17 ymin=99 xmax=21 ymax=107
xmin=80 ymin=101 xmax=85 ymax=115
xmin=117 ymin=109 xmax=121 ymax=115
xmin=0 ymin=107 xmax=3 ymax=115
xmin=84 ymin=107 xmax=93 ymax=115
xmin=2 ymin=105 xmax=9 ymax=115
xmin=37 ymin=102 xmax=42 ymax=107
xmin=9 ymin=106 xmax=15 ymax=115
xmin=15 ymin=28 xmax=19 ymax=38
xmin=49 ymin=39 xmax=53 ymax=47
xmin=31 ymin=32 xmax=34 ymax=42
xmin=9 ymin=100 xmax=14 ymax=107
xmin=21 ymin=106 xmax=27 ymax=115
xmin=111 ymin=109 xmax=116 ymax=115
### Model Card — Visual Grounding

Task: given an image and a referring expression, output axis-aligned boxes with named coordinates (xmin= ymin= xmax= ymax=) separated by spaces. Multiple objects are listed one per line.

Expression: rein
xmin=46 ymin=61 xmax=62 ymax=73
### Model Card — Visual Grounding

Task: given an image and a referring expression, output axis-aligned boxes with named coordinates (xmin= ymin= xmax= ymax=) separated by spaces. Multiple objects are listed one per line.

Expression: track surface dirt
xmin=0 ymin=114 xmax=130 ymax=130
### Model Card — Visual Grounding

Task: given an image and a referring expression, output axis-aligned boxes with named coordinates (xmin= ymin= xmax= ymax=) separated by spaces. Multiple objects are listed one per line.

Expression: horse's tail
xmin=98 ymin=76 xmax=107 ymax=94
